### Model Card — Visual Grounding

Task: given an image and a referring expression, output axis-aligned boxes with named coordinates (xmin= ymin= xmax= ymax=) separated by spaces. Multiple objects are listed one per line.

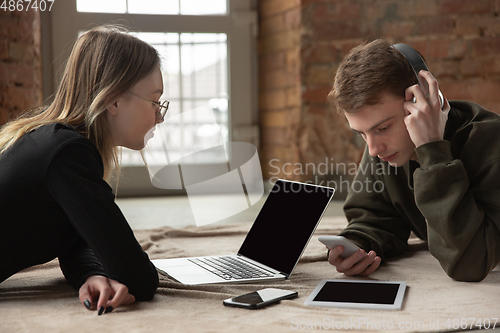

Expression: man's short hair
xmin=328 ymin=39 xmax=418 ymax=114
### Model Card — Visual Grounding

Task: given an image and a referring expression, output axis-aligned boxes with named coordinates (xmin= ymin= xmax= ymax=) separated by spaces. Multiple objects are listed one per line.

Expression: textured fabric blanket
xmin=1 ymin=217 xmax=499 ymax=333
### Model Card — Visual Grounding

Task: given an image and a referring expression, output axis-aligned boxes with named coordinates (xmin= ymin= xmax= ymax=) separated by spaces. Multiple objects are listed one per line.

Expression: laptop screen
xmin=238 ymin=179 xmax=335 ymax=276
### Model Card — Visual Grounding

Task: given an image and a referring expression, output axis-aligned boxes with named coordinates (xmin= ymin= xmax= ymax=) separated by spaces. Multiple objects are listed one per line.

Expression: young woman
xmin=0 ymin=25 xmax=167 ymax=314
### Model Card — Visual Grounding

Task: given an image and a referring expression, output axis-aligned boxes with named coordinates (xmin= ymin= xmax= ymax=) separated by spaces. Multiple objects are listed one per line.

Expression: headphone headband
xmin=392 ymin=43 xmax=444 ymax=109
xmin=392 ymin=43 xmax=429 ymax=78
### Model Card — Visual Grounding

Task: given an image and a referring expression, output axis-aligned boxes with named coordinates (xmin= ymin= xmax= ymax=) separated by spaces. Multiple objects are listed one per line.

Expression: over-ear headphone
xmin=392 ymin=43 xmax=444 ymax=109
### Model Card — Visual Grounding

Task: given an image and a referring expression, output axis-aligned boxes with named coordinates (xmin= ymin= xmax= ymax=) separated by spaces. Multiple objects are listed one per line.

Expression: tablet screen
xmin=313 ymin=281 xmax=400 ymax=304
xmin=305 ymin=279 xmax=407 ymax=310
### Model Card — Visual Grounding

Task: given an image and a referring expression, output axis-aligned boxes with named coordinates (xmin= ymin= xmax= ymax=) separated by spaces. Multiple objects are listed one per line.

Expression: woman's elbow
xmin=130 ymin=269 xmax=159 ymax=301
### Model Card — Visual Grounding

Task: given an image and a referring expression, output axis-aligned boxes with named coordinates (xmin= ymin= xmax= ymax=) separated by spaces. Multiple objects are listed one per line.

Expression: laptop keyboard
xmin=188 ymin=256 xmax=274 ymax=280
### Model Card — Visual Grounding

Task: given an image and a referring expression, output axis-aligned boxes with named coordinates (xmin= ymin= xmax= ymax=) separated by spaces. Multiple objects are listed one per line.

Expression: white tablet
xmin=304 ymin=279 xmax=407 ymax=311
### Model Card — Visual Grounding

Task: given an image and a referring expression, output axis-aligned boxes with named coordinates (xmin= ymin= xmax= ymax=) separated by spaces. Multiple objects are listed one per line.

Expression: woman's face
xmin=106 ymin=67 xmax=164 ymax=150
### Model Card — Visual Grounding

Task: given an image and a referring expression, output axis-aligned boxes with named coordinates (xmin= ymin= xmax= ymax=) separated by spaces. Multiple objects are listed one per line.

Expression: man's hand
xmin=403 ymin=70 xmax=450 ymax=148
xmin=79 ymin=275 xmax=136 ymax=315
xmin=328 ymin=246 xmax=381 ymax=276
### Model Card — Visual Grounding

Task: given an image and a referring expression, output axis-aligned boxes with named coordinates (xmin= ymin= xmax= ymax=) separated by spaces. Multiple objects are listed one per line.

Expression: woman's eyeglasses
xmin=128 ymin=92 xmax=170 ymax=123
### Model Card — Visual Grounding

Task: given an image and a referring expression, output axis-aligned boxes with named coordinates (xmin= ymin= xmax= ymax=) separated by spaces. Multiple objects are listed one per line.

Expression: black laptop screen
xmin=237 ymin=180 xmax=335 ymax=276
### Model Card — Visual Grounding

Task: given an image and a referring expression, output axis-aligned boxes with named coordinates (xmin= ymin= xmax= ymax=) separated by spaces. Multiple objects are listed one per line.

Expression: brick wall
xmin=0 ymin=10 xmax=42 ymax=126
xmin=258 ymin=0 xmax=303 ymax=181
xmin=258 ymin=0 xmax=500 ymax=192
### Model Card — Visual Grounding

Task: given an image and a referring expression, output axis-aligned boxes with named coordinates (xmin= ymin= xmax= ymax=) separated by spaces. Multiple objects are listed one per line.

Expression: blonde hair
xmin=0 ymin=25 xmax=160 ymax=179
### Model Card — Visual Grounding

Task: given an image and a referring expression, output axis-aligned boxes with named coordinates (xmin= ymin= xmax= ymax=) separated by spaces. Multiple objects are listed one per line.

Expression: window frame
xmin=43 ymin=0 xmax=258 ymax=196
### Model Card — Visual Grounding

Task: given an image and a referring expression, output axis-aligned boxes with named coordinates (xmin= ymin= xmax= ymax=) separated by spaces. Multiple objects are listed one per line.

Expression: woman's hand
xmin=79 ymin=275 xmax=136 ymax=315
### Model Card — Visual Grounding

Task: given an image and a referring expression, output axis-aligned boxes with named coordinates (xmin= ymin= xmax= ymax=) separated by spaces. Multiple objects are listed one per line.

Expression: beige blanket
xmin=1 ymin=217 xmax=499 ymax=333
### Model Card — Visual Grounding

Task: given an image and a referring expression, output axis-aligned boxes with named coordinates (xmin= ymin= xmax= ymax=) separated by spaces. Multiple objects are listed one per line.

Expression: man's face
xmin=345 ymin=92 xmax=417 ymax=167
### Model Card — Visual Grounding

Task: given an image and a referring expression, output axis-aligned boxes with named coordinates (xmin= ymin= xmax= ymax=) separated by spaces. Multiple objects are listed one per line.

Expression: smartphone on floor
xmin=223 ymin=288 xmax=298 ymax=309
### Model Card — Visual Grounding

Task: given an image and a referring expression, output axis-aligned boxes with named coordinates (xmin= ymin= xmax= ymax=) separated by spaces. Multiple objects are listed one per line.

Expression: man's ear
xmin=107 ymin=101 xmax=119 ymax=115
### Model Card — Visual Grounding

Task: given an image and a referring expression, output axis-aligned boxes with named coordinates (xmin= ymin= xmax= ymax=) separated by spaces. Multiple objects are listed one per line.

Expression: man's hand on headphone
xmin=403 ymin=70 xmax=450 ymax=148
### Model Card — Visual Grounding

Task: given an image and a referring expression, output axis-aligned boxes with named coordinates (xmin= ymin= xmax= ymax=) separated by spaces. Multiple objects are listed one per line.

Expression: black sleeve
xmin=58 ymin=236 xmax=109 ymax=290
xmin=46 ymin=141 xmax=158 ymax=301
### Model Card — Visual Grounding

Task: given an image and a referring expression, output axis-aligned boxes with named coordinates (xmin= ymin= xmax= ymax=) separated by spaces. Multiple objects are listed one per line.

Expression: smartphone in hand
xmin=319 ymin=236 xmax=361 ymax=258
xmin=223 ymin=288 xmax=298 ymax=309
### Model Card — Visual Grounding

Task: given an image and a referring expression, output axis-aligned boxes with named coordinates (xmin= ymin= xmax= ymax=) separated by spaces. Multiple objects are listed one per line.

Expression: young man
xmin=327 ymin=39 xmax=500 ymax=282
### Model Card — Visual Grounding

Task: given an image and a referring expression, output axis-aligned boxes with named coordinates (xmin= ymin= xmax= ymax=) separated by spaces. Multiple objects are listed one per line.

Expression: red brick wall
xmin=258 ymin=0 xmax=302 ymax=180
xmin=258 ymin=0 xmax=500 ymax=187
xmin=0 ymin=10 xmax=42 ymax=126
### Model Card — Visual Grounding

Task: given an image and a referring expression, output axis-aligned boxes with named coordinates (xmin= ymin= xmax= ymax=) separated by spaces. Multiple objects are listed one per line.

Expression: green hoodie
xmin=339 ymin=100 xmax=500 ymax=282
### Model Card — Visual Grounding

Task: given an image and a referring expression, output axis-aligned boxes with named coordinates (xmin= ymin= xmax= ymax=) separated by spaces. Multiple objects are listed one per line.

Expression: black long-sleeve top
xmin=0 ymin=123 xmax=158 ymax=300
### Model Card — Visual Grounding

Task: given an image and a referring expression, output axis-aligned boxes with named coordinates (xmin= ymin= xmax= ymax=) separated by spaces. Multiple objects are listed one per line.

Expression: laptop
xmin=152 ymin=179 xmax=335 ymax=285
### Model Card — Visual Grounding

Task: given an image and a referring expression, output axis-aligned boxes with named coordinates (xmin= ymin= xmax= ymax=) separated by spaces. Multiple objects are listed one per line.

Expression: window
xmin=76 ymin=0 xmax=227 ymax=15
xmin=45 ymin=0 xmax=258 ymax=195
xmin=122 ymin=32 xmax=229 ymax=166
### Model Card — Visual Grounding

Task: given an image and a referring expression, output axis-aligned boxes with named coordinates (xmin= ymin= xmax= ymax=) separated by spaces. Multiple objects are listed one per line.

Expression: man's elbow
xmin=444 ymin=265 xmax=488 ymax=282
xmin=431 ymin=246 xmax=493 ymax=282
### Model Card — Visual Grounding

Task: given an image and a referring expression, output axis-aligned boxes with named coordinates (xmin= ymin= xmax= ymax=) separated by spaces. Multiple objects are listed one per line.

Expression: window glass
xmin=121 ymin=32 xmax=228 ymax=166
xmin=180 ymin=0 xmax=227 ymax=15
xmin=76 ymin=0 xmax=227 ymax=15
xmin=76 ymin=0 xmax=126 ymax=13
xmin=128 ymin=0 xmax=179 ymax=15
